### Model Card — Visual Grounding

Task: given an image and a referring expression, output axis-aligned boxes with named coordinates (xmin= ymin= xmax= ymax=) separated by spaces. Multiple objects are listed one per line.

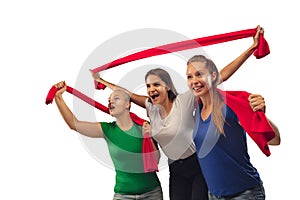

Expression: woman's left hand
xmin=248 ymin=94 xmax=266 ymax=112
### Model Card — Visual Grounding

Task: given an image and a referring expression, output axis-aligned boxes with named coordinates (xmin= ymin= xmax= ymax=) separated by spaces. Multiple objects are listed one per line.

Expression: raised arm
xmin=54 ymin=81 xmax=103 ymax=138
xmin=219 ymin=25 xmax=263 ymax=83
xmin=90 ymin=70 xmax=148 ymax=108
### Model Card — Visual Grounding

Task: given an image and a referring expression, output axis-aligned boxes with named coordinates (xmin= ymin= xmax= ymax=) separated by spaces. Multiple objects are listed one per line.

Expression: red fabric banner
xmin=46 ymin=27 xmax=270 ymax=172
xmin=91 ymin=28 xmax=269 ymax=89
xmin=45 ymin=85 xmax=159 ymax=172
xmin=217 ymin=90 xmax=275 ymax=156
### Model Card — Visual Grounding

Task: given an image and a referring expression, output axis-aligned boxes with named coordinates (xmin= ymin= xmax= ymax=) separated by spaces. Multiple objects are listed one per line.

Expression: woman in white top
xmin=91 ymin=26 xmax=265 ymax=200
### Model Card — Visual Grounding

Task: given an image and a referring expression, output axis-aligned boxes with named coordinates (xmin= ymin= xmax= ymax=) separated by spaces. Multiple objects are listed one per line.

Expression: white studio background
xmin=1 ymin=1 xmax=298 ymax=199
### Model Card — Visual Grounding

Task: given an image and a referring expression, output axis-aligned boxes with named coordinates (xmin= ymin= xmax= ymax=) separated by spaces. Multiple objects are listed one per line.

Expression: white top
xmin=145 ymin=90 xmax=197 ymax=160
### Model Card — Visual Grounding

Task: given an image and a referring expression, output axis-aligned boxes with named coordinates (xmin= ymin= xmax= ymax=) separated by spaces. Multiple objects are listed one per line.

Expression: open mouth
xmin=193 ymin=85 xmax=204 ymax=92
xmin=151 ymin=94 xmax=159 ymax=100
xmin=108 ymin=103 xmax=115 ymax=110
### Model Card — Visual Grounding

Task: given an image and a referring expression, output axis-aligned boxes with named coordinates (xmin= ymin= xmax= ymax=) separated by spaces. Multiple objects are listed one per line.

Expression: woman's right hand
xmin=253 ymin=25 xmax=264 ymax=48
xmin=142 ymin=121 xmax=152 ymax=137
xmin=89 ymin=69 xmax=101 ymax=82
xmin=54 ymin=81 xmax=67 ymax=97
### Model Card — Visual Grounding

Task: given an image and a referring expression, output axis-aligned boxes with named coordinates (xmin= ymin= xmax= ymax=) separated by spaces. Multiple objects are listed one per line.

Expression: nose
xmin=148 ymin=85 xmax=155 ymax=93
xmin=108 ymin=98 xmax=114 ymax=105
xmin=189 ymin=76 xmax=198 ymax=85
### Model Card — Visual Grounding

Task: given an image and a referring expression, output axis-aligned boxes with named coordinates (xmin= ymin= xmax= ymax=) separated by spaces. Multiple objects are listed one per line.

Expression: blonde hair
xmin=187 ymin=55 xmax=226 ymax=134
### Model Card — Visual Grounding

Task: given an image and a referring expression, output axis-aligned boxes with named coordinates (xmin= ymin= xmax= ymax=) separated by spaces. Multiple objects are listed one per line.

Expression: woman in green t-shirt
xmin=53 ymin=82 xmax=162 ymax=200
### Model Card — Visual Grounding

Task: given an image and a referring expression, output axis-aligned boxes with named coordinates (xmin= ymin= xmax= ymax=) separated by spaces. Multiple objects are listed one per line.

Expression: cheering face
xmin=186 ymin=62 xmax=214 ymax=98
xmin=146 ymin=74 xmax=170 ymax=105
xmin=108 ymin=91 xmax=130 ymax=117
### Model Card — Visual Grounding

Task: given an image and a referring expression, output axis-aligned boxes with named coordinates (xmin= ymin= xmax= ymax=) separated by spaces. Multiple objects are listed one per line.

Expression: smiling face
xmin=186 ymin=61 xmax=216 ymax=98
xmin=145 ymin=74 xmax=170 ymax=105
xmin=108 ymin=90 xmax=130 ymax=117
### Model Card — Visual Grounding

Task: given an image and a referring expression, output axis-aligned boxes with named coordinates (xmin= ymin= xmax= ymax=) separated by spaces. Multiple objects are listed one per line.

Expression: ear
xmin=211 ymin=71 xmax=217 ymax=82
xmin=126 ymin=101 xmax=131 ymax=110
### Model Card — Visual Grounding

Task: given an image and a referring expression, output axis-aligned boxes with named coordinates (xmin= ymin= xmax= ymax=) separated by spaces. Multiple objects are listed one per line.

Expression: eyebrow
xmin=147 ymin=80 xmax=161 ymax=85
xmin=112 ymin=94 xmax=120 ymax=98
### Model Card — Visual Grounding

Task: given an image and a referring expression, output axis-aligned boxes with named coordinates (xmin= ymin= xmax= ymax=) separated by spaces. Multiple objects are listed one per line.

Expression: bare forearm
xmin=220 ymin=44 xmax=257 ymax=83
xmin=54 ymin=94 xmax=78 ymax=130
xmin=96 ymin=77 xmax=123 ymax=91
xmin=97 ymin=77 xmax=147 ymax=108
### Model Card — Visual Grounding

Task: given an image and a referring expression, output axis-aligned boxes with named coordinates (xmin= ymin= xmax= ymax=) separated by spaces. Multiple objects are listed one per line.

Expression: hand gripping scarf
xmin=46 ymin=27 xmax=270 ymax=172
xmin=217 ymin=90 xmax=275 ymax=156
xmin=45 ymin=86 xmax=158 ymax=173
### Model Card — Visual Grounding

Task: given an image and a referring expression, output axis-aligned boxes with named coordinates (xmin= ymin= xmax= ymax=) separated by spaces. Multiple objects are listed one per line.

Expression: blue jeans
xmin=113 ymin=186 xmax=163 ymax=200
xmin=208 ymin=183 xmax=265 ymax=200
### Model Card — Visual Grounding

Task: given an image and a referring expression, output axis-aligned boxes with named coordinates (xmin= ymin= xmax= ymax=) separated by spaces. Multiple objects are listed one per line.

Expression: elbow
xmin=274 ymin=137 xmax=281 ymax=145
xmin=268 ymin=121 xmax=281 ymax=145
xmin=268 ymin=135 xmax=281 ymax=146
xmin=269 ymin=140 xmax=281 ymax=146
xmin=69 ymin=125 xmax=77 ymax=131
xmin=68 ymin=118 xmax=79 ymax=131
xmin=272 ymin=129 xmax=281 ymax=145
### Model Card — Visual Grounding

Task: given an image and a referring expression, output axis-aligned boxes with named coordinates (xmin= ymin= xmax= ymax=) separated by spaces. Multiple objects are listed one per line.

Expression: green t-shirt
xmin=101 ymin=122 xmax=160 ymax=194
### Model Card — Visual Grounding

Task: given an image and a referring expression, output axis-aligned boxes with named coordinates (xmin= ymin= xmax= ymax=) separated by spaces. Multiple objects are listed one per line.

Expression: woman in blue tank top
xmin=186 ymin=55 xmax=281 ymax=199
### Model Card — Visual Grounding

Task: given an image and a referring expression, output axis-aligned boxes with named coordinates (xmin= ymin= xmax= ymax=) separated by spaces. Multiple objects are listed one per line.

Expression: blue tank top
xmin=193 ymin=104 xmax=262 ymax=197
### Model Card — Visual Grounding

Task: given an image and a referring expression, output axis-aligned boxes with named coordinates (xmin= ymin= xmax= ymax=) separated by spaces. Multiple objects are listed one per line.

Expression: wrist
xmin=55 ymin=93 xmax=63 ymax=100
xmin=97 ymin=78 xmax=103 ymax=83
xmin=250 ymin=42 xmax=258 ymax=50
xmin=262 ymin=105 xmax=266 ymax=113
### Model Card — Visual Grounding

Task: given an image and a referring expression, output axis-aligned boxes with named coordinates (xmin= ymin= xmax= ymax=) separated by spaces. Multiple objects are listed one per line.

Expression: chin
xmin=109 ymin=111 xmax=114 ymax=117
xmin=152 ymin=101 xmax=160 ymax=105
xmin=192 ymin=91 xmax=200 ymax=98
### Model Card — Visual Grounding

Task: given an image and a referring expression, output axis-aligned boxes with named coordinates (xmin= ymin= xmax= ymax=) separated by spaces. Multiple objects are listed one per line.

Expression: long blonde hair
xmin=187 ymin=55 xmax=226 ymax=134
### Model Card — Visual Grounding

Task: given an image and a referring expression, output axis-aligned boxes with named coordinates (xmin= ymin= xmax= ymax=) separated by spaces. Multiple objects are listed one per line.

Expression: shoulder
xmin=100 ymin=121 xmax=117 ymax=136
xmin=145 ymin=98 xmax=156 ymax=113
xmin=177 ymin=90 xmax=197 ymax=110
xmin=177 ymin=90 xmax=195 ymax=101
xmin=100 ymin=121 xmax=116 ymax=127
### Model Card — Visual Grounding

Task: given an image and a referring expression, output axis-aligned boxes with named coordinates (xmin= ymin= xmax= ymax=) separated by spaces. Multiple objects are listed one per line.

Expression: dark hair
xmin=145 ymin=68 xmax=178 ymax=102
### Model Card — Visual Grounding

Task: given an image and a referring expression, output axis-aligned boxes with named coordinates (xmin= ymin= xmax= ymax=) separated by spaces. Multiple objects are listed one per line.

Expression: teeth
xmin=193 ymin=86 xmax=203 ymax=90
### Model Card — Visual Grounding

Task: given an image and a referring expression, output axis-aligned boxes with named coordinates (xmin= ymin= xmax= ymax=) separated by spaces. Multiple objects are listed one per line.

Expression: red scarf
xmin=46 ymin=27 xmax=270 ymax=172
xmin=91 ymin=28 xmax=269 ymax=89
xmin=218 ymin=90 xmax=275 ymax=156
xmin=45 ymin=85 xmax=158 ymax=172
